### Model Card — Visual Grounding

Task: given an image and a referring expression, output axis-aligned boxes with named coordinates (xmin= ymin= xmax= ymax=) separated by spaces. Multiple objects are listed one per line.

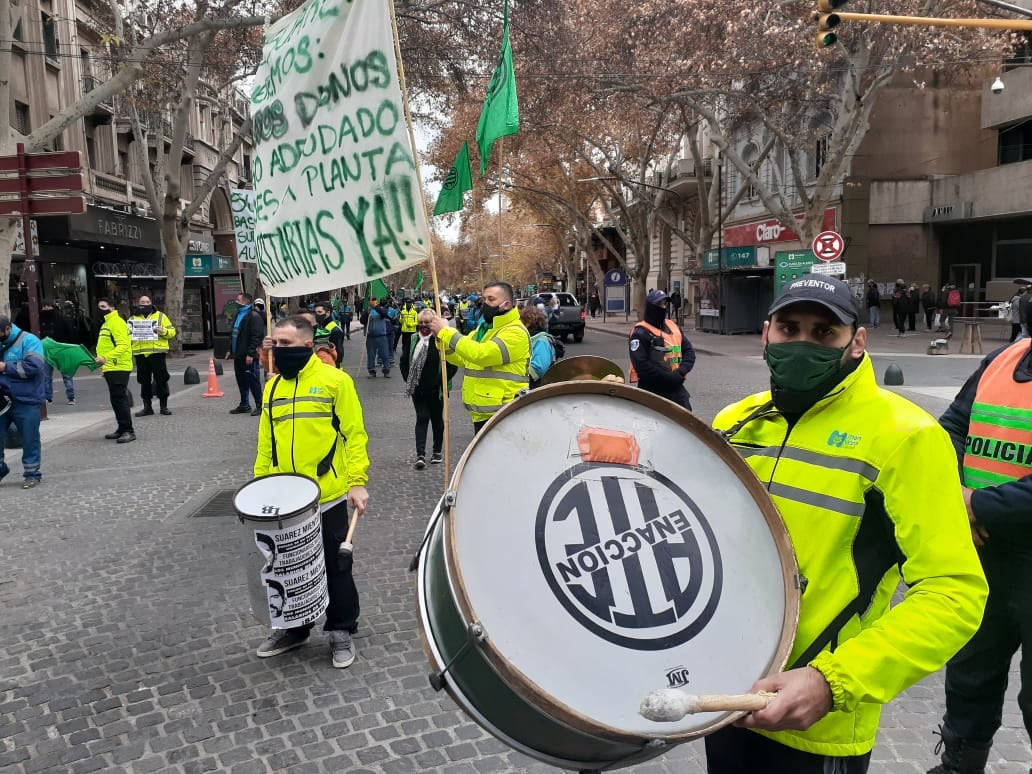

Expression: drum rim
xmin=442 ymin=381 xmax=801 ymax=743
xmin=233 ymin=472 xmax=322 ymax=521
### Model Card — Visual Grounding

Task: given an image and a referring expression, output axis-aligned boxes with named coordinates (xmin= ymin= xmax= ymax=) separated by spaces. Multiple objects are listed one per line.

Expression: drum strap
xmin=717 ymin=399 xmax=776 ymax=441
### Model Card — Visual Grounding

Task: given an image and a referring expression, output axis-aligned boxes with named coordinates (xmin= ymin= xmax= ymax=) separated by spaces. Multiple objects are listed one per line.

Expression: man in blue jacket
xmin=0 ymin=315 xmax=45 ymax=488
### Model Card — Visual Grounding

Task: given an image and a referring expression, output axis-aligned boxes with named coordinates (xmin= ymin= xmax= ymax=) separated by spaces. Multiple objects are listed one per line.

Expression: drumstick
xmin=337 ymin=509 xmax=361 ymax=559
xmin=639 ymin=689 xmax=777 ymax=722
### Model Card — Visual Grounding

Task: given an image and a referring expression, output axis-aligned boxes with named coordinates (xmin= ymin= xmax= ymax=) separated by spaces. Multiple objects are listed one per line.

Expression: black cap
xmin=768 ymin=273 xmax=858 ymax=326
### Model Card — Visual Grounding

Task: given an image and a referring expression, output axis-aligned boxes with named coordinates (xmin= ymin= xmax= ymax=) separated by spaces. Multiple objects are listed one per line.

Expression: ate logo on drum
xmin=535 ymin=463 xmax=723 ymax=651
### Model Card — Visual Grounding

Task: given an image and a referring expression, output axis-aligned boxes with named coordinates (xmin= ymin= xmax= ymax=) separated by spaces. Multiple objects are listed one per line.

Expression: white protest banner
xmin=250 ymin=0 xmax=431 ymax=297
xmin=129 ymin=319 xmax=159 ymax=341
xmin=230 ymin=189 xmax=257 ymax=263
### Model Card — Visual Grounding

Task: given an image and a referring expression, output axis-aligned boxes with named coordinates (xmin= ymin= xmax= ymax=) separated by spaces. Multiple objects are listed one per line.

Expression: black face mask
xmin=98 ymin=307 xmax=111 ymax=315
xmin=315 ymin=314 xmax=329 ymax=324
xmin=272 ymin=346 xmax=312 ymax=379
xmin=481 ymin=303 xmax=505 ymax=323
xmin=136 ymin=305 xmax=154 ymax=316
xmin=764 ymin=338 xmax=860 ymax=417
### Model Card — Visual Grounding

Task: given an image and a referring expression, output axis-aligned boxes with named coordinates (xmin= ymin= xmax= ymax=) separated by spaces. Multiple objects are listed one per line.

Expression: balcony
xmin=82 ymin=75 xmax=115 ymax=122
xmin=675 ymin=157 xmax=714 ymax=180
xmin=981 ymin=66 xmax=1032 ymax=129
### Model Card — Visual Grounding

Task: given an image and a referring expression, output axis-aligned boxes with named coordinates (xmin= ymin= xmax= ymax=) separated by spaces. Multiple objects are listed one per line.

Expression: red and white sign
xmin=723 ymin=208 xmax=837 ymax=248
xmin=812 ymin=230 xmax=844 ymax=262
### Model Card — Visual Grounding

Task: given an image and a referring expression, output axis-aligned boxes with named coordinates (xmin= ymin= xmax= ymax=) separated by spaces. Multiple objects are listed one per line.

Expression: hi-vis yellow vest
xmin=400 ymin=307 xmax=418 ymax=333
xmin=129 ymin=310 xmax=176 ymax=355
xmin=713 ymin=356 xmax=986 ymax=757
xmin=962 ymin=339 xmax=1032 ymax=490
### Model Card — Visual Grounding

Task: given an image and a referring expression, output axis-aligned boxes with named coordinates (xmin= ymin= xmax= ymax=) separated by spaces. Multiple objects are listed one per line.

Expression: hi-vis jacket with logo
xmin=254 ymin=354 xmax=369 ymax=504
xmin=129 ymin=310 xmax=176 ymax=356
xmin=400 ymin=306 xmax=418 ymax=333
xmin=96 ymin=311 xmax=133 ymax=373
xmin=713 ymin=355 xmax=987 ymax=757
xmin=438 ymin=307 xmax=530 ymax=423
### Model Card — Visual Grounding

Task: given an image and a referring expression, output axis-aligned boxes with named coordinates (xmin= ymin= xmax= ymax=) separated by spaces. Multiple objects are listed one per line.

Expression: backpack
xmin=549 ymin=334 xmax=565 ymax=360
xmin=947 ymin=289 xmax=962 ymax=308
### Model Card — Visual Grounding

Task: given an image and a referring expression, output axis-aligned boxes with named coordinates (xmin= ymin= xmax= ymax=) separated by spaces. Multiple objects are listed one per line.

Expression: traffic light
xmin=812 ymin=0 xmax=847 ymax=46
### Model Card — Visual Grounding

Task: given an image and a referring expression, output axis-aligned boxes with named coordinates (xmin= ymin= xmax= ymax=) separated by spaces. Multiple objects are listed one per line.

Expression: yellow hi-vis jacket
xmin=437 ymin=307 xmax=530 ymax=424
xmin=713 ymin=355 xmax=987 ymax=757
xmin=400 ymin=306 xmax=418 ymax=333
xmin=254 ymin=354 xmax=369 ymax=504
xmin=96 ymin=310 xmax=133 ymax=373
xmin=129 ymin=310 xmax=177 ymax=355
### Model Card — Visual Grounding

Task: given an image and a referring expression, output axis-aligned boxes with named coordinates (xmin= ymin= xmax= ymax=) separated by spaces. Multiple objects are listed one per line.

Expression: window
xmin=118 ymin=151 xmax=130 ymax=177
xmin=242 ymin=154 xmax=252 ymax=181
xmin=84 ymin=127 xmax=97 ymax=170
xmin=41 ymin=13 xmax=58 ymax=60
xmin=14 ymin=102 xmax=30 ymax=135
xmin=741 ymin=142 xmax=759 ymax=200
xmin=814 ymin=136 xmax=830 ymax=178
xmin=998 ymin=120 xmax=1032 ymax=164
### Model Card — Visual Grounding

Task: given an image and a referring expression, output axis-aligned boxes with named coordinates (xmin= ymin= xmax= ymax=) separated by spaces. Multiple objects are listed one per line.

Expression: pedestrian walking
xmin=94 ymin=299 xmax=136 ymax=444
xmin=669 ymin=289 xmax=683 ymax=325
xmin=362 ymin=298 xmax=393 ymax=377
xmin=0 ymin=315 xmax=45 ymax=487
xmin=929 ymin=314 xmax=1032 ymax=774
xmin=313 ymin=301 xmax=345 ymax=368
xmin=398 ymin=298 xmax=418 ymax=358
xmin=589 ymin=291 xmax=601 ymax=319
xmin=340 ymin=298 xmax=354 ymax=340
xmin=865 ymin=281 xmax=881 ymax=328
xmin=921 ymin=283 xmax=938 ymax=332
xmin=253 ymin=315 xmax=370 ymax=669
xmin=39 ymin=299 xmax=76 ymax=405
xmin=129 ymin=295 xmax=177 ymax=417
xmin=400 ymin=310 xmax=456 ymax=469
xmin=941 ymin=284 xmax=963 ymax=336
xmin=891 ymin=279 xmax=908 ymax=336
xmin=628 ymin=289 xmax=696 ymax=410
xmin=906 ymin=284 xmax=920 ymax=331
xmin=228 ymin=292 xmax=265 ymax=416
xmin=709 ymin=274 xmax=987 ymax=774
xmin=428 ymin=282 xmax=530 ymax=434
xmin=521 ymin=306 xmax=560 ymax=388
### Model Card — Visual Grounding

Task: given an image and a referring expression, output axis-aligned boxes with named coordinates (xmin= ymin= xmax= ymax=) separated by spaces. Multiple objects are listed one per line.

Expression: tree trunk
xmin=162 ymin=218 xmax=186 ymax=357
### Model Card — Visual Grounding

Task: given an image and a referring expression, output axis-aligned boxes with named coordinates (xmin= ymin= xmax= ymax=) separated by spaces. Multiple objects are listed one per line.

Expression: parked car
xmin=535 ymin=292 xmax=586 ymax=342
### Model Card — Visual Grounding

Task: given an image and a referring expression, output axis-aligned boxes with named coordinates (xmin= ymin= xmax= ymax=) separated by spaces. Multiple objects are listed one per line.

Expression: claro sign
xmin=724 ymin=208 xmax=837 ymax=247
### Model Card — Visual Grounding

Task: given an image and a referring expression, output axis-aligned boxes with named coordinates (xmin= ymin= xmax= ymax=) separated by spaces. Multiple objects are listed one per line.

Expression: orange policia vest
xmin=628 ymin=319 xmax=682 ymax=385
xmin=962 ymin=340 xmax=1032 ymax=490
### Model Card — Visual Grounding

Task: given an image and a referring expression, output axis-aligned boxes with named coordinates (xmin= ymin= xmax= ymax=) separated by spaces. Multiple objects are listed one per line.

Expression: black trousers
xmin=705 ymin=725 xmax=871 ymax=774
xmin=233 ymin=357 xmax=262 ymax=408
xmin=400 ymin=332 xmax=413 ymax=358
xmin=893 ymin=309 xmax=906 ymax=334
xmin=413 ymin=394 xmax=444 ymax=456
xmin=293 ymin=501 xmax=360 ymax=634
xmin=907 ymin=311 xmax=917 ymax=331
xmin=1012 ymin=323 xmax=1023 ymax=342
xmin=135 ymin=353 xmax=170 ymax=403
xmin=925 ymin=307 xmax=936 ymax=330
xmin=104 ymin=372 xmax=133 ymax=433
xmin=942 ymin=547 xmax=1032 ymax=744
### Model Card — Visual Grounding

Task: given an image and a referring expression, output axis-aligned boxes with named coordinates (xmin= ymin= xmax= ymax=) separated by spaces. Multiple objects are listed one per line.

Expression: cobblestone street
xmin=1 ymin=341 xmax=1028 ymax=774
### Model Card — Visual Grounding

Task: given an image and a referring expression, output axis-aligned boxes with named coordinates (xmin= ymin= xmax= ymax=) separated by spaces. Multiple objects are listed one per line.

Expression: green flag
xmin=475 ymin=1 xmax=519 ymax=176
xmin=364 ymin=278 xmax=390 ymax=303
xmin=433 ymin=142 xmax=473 ymax=215
xmin=41 ymin=338 xmax=101 ymax=377
xmin=415 ymin=269 xmax=424 ymax=290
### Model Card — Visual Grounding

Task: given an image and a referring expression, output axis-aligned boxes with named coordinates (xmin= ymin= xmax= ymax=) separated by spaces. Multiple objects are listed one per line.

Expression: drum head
xmin=445 ymin=382 xmax=798 ymax=741
xmin=234 ymin=474 xmax=321 ymax=520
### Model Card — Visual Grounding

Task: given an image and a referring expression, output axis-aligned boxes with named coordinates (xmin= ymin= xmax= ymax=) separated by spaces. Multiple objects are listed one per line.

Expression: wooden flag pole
xmin=388 ymin=0 xmax=452 ymax=489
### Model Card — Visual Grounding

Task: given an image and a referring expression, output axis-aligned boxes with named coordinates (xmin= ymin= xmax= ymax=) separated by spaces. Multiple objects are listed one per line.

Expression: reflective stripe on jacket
xmin=97 ymin=311 xmax=133 ymax=372
xmin=253 ymin=354 xmax=369 ymax=504
xmin=400 ymin=307 xmax=418 ymax=333
xmin=962 ymin=339 xmax=1032 ymax=490
xmin=712 ymin=355 xmax=987 ymax=757
xmin=130 ymin=311 xmax=176 ymax=355
xmin=438 ymin=307 xmax=530 ymax=423
xmin=628 ymin=318 xmax=682 ymax=385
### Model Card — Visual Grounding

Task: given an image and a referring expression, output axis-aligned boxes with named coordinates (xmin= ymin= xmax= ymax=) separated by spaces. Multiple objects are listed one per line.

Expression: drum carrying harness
xmin=718 ymin=398 xmax=902 ymax=671
xmin=266 ymin=374 xmax=346 ymax=477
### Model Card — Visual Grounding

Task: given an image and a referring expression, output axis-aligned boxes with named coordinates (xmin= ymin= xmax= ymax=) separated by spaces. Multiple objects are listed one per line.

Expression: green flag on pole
xmin=364 ymin=278 xmax=390 ymax=304
xmin=475 ymin=1 xmax=519 ymax=176
xmin=415 ymin=269 xmax=424 ymax=290
xmin=41 ymin=338 xmax=101 ymax=377
xmin=433 ymin=141 xmax=473 ymax=215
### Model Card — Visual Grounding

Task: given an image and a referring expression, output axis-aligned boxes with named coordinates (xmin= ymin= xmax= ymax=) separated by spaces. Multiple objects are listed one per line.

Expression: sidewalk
xmin=586 ymin=315 xmax=996 ymax=360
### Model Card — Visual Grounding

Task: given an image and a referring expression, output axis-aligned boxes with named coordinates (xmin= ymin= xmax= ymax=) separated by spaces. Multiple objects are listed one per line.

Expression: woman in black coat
xmin=400 ymin=310 xmax=458 ymax=470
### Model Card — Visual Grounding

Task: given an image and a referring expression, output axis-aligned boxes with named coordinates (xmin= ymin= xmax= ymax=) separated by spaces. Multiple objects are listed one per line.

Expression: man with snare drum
xmin=252 ymin=315 xmax=370 ymax=669
xmin=709 ymin=275 xmax=987 ymax=773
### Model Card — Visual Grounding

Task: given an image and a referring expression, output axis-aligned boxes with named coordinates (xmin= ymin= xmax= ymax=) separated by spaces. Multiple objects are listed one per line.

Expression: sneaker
xmin=250 ymin=406 xmax=261 ymax=417
xmin=67 ymin=399 xmax=76 ymax=406
xmin=229 ymin=405 xmax=251 ymax=414
xmin=430 ymin=453 xmax=442 ymax=464
xmin=22 ymin=479 xmax=40 ymax=489
xmin=329 ymin=630 xmax=355 ymax=668
xmin=104 ymin=431 xmax=122 ymax=440
xmin=368 ymin=372 xmax=377 ymax=378
xmin=256 ymin=629 xmax=309 ymax=658
xmin=382 ymin=371 xmax=391 ymax=378
xmin=135 ymin=406 xmax=154 ymax=417
xmin=414 ymin=456 xmax=426 ymax=470
xmin=116 ymin=432 xmax=137 ymax=444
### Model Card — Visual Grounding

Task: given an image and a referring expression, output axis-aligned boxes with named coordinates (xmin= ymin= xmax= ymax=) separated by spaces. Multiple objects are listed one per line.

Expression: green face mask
xmin=764 ymin=340 xmax=856 ymax=416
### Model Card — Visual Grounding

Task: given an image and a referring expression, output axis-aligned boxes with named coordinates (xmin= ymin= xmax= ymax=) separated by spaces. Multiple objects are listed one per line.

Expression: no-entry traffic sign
xmin=812 ymin=230 xmax=844 ymax=262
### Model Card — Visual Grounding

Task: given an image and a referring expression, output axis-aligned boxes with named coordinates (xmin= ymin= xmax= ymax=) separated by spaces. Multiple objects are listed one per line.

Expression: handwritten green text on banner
xmin=250 ymin=0 xmax=431 ymax=296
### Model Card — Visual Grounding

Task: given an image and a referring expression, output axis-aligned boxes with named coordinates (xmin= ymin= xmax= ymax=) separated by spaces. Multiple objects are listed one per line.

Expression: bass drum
xmin=416 ymin=382 xmax=799 ymax=771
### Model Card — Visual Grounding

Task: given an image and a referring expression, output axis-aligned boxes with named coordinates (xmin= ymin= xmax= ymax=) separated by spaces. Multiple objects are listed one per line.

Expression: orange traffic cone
xmin=203 ymin=357 xmax=224 ymax=398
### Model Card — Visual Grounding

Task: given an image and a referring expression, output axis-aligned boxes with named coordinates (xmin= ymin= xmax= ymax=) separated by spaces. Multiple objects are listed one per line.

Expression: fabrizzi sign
xmin=249 ymin=0 xmax=431 ymax=296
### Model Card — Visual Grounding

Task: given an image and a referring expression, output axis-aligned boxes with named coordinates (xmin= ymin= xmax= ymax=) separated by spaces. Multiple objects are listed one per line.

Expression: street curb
xmin=585 ymin=324 xmax=727 ymax=356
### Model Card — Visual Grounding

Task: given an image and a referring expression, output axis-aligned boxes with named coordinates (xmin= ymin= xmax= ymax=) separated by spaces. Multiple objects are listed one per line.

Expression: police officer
xmin=130 ymin=295 xmax=177 ymax=416
xmin=709 ymin=275 xmax=986 ymax=774
xmin=253 ymin=315 xmax=370 ymax=669
xmin=95 ymin=298 xmax=135 ymax=443
xmin=628 ymin=289 xmax=696 ymax=409
xmin=399 ymin=298 xmax=418 ymax=357
xmin=313 ymin=301 xmax=344 ymax=368
xmin=929 ymin=306 xmax=1032 ymax=774
xmin=428 ymin=281 xmax=529 ymax=434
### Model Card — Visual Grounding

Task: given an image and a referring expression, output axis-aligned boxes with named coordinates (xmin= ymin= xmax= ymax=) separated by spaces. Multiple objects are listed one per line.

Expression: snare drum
xmin=416 ymin=382 xmax=799 ymax=771
xmin=235 ymin=474 xmax=328 ymax=629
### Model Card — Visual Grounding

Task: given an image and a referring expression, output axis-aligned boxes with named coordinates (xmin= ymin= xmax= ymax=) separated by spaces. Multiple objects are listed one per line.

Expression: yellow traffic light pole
xmin=833 ymin=11 xmax=1032 ymax=30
